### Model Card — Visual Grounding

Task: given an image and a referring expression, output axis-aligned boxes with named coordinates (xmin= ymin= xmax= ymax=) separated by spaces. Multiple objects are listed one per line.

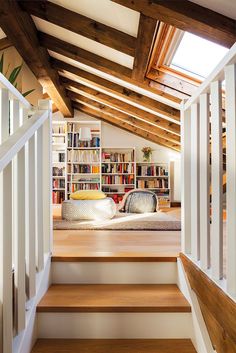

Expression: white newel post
xmin=181 ymin=103 xmax=191 ymax=254
xmin=0 ymin=87 xmax=13 ymax=353
xmin=225 ymin=63 xmax=236 ymax=296
xmin=38 ymin=99 xmax=53 ymax=255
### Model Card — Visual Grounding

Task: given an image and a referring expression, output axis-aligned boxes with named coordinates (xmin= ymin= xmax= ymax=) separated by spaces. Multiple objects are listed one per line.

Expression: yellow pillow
xmin=70 ymin=190 xmax=106 ymax=200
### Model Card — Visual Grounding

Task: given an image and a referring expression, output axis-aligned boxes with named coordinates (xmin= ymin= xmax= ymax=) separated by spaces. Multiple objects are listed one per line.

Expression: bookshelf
xmin=101 ymin=148 xmax=136 ymax=204
xmin=66 ymin=121 xmax=101 ymax=198
xmin=136 ymin=162 xmax=171 ymax=207
xmin=52 ymin=121 xmax=67 ymax=205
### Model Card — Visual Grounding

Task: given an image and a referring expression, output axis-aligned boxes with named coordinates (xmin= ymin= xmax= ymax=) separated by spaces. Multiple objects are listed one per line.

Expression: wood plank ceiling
xmin=0 ymin=0 xmax=235 ymax=151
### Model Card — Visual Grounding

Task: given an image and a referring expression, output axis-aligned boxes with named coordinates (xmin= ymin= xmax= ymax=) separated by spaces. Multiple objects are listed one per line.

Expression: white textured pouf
xmin=62 ymin=198 xmax=116 ymax=221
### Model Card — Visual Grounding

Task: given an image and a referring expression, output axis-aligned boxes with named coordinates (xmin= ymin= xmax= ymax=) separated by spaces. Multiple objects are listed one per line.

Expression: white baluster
xmin=26 ymin=133 xmax=36 ymax=298
xmin=191 ymin=103 xmax=200 ymax=261
xmin=199 ymin=93 xmax=210 ymax=270
xmin=0 ymin=88 xmax=13 ymax=352
xmin=181 ymin=103 xmax=191 ymax=254
xmin=225 ymin=63 xmax=236 ymax=295
xmin=211 ymin=80 xmax=223 ymax=280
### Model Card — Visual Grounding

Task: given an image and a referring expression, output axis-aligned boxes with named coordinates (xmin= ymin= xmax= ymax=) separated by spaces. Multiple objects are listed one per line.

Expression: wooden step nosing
xmin=52 ymin=256 xmax=178 ymax=263
xmin=37 ymin=306 xmax=191 ymax=313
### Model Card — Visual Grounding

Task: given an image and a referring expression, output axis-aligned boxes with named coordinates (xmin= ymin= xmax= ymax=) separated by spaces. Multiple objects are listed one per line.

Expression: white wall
xmin=53 ymin=109 xmax=181 ymax=202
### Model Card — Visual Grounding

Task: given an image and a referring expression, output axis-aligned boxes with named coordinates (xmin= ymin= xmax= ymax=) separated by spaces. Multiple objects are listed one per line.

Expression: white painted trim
xmin=0 ymin=111 xmax=48 ymax=173
xmin=0 ymin=73 xmax=31 ymax=109
xmin=184 ymin=42 xmax=236 ymax=110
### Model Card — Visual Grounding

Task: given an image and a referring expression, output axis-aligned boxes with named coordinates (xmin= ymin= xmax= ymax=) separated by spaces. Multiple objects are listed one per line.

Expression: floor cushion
xmin=119 ymin=189 xmax=158 ymax=213
xmin=62 ymin=198 xmax=116 ymax=221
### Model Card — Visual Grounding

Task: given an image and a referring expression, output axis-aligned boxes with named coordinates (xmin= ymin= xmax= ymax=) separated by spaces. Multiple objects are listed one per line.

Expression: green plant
xmin=0 ymin=52 xmax=35 ymax=97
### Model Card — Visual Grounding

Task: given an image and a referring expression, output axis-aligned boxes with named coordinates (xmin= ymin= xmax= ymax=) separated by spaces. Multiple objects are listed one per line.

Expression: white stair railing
xmin=181 ymin=42 xmax=236 ymax=299
xmin=0 ymin=73 xmax=52 ymax=353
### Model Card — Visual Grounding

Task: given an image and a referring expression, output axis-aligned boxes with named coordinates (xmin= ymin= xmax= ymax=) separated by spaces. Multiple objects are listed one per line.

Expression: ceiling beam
xmin=69 ymin=93 xmax=180 ymax=145
xmin=112 ymin=0 xmax=236 ymax=48
xmin=19 ymin=0 xmax=136 ymax=56
xmin=0 ymin=0 xmax=73 ymax=116
xmin=40 ymin=32 xmax=182 ymax=105
xmin=73 ymin=102 xmax=180 ymax=151
xmin=52 ymin=59 xmax=180 ymax=121
xmin=0 ymin=36 xmax=12 ymax=50
xmin=132 ymin=14 xmax=158 ymax=81
xmin=61 ymin=77 xmax=180 ymax=135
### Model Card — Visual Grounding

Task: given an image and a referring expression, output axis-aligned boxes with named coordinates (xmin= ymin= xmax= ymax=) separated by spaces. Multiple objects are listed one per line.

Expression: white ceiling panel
xmin=33 ymin=16 xmax=134 ymax=69
xmin=190 ymin=0 xmax=236 ymax=20
xmin=49 ymin=0 xmax=140 ymax=36
xmin=0 ymin=28 xmax=6 ymax=40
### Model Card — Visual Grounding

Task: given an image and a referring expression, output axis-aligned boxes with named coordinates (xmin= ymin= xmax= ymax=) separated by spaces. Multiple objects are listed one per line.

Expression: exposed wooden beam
xmin=73 ymin=102 xmax=180 ymax=151
xmin=112 ymin=0 xmax=236 ymax=48
xmin=40 ymin=32 xmax=182 ymax=105
xmin=19 ymin=0 xmax=136 ymax=56
xmin=69 ymin=93 xmax=180 ymax=145
xmin=52 ymin=59 xmax=180 ymax=122
xmin=132 ymin=14 xmax=157 ymax=81
xmin=0 ymin=0 xmax=73 ymax=116
xmin=0 ymin=36 xmax=12 ymax=50
xmin=61 ymin=77 xmax=180 ymax=135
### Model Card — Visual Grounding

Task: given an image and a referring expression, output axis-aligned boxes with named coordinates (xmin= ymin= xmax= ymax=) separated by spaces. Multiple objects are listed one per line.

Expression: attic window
xmin=170 ymin=32 xmax=228 ymax=80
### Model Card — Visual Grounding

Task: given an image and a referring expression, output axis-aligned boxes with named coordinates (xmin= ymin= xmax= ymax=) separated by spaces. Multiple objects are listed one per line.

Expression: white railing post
xmin=36 ymin=125 xmax=44 ymax=272
xmin=191 ymin=103 xmax=200 ymax=261
xmin=199 ymin=93 xmax=210 ymax=270
xmin=39 ymin=100 xmax=53 ymax=255
xmin=211 ymin=80 xmax=223 ymax=280
xmin=27 ymin=133 xmax=36 ymax=298
xmin=181 ymin=103 xmax=191 ymax=254
xmin=225 ymin=63 xmax=236 ymax=296
xmin=11 ymin=98 xmax=26 ymax=334
xmin=0 ymin=87 xmax=13 ymax=353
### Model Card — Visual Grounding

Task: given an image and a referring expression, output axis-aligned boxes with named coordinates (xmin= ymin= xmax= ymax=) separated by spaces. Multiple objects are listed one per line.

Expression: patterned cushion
xmin=62 ymin=198 xmax=116 ymax=221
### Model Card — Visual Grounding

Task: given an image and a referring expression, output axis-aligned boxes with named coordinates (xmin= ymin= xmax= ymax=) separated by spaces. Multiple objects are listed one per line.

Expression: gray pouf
xmin=62 ymin=198 xmax=116 ymax=221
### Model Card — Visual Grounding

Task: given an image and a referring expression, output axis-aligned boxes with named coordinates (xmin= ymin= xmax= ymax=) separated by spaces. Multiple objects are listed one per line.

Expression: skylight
xmin=171 ymin=32 xmax=228 ymax=79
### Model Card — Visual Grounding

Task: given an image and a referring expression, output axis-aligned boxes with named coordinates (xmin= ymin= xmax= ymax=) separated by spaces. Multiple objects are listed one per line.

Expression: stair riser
xmin=37 ymin=313 xmax=193 ymax=339
xmin=52 ymin=262 xmax=177 ymax=284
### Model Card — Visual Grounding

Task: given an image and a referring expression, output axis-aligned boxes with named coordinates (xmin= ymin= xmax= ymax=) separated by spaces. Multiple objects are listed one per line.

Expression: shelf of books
xmin=67 ymin=121 xmax=101 ymax=198
xmin=136 ymin=162 xmax=171 ymax=207
xmin=52 ymin=121 xmax=67 ymax=205
xmin=101 ymin=148 xmax=135 ymax=204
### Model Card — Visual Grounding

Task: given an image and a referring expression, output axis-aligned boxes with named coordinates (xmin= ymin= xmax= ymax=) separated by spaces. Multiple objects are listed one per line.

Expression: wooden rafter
xmin=69 ymin=93 xmax=180 ymax=145
xmin=51 ymin=59 xmax=180 ymax=122
xmin=0 ymin=0 xmax=73 ymax=116
xmin=132 ymin=14 xmax=157 ymax=81
xmin=0 ymin=37 xmax=12 ymax=51
xmin=112 ymin=0 xmax=236 ymax=48
xmin=61 ymin=77 xmax=180 ymax=135
xmin=40 ymin=32 xmax=182 ymax=105
xmin=19 ymin=0 xmax=136 ymax=56
xmin=73 ymin=102 xmax=180 ymax=151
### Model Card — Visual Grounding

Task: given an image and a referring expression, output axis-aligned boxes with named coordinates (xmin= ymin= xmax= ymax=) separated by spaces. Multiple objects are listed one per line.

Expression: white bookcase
xmin=101 ymin=147 xmax=136 ymax=204
xmin=136 ymin=162 xmax=171 ymax=207
xmin=52 ymin=121 xmax=67 ymax=205
xmin=66 ymin=121 xmax=102 ymax=199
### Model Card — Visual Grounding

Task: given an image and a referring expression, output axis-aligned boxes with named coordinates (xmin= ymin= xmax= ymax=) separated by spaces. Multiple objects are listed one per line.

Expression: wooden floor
xmin=32 ymin=339 xmax=197 ymax=353
xmin=37 ymin=284 xmax=191 ymax=313
xmin=53 ymin=207 xmax=181 ymax=262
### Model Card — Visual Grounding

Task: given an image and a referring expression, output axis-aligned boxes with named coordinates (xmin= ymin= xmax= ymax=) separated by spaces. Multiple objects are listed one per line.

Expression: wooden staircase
xmin=31 ymin=251 xmax=197 ymax=352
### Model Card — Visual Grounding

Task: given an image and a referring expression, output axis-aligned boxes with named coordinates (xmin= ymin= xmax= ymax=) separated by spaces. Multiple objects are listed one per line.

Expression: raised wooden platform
xmin=37 ymin=284 xmax=191 ymax=313
xmin=53 ymin=230 xmax=181 ymax=262
xmin=31 ymin=339 xmax=197 ymax=353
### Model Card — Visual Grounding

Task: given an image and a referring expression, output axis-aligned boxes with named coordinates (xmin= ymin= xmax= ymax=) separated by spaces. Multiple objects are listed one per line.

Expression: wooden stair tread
xmin=37 ymin=284 xmax=191 ymax=313
xmin=31 ymin=339 xmax=197 ymax=353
